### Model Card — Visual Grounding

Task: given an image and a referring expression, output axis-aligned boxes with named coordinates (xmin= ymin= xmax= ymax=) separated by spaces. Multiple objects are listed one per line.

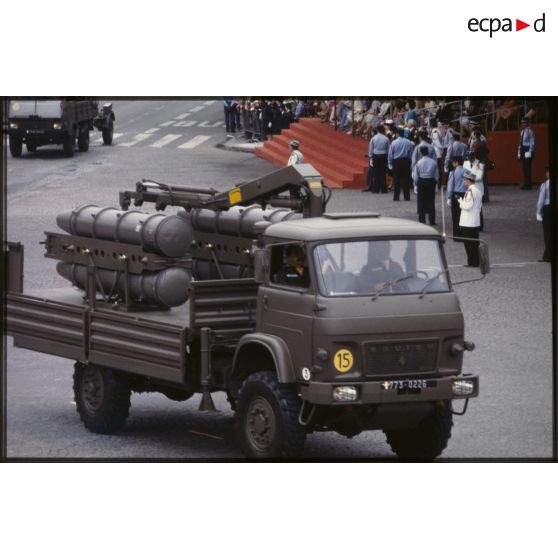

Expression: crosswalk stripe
xmin=91 ymin=132 xmax=123 ymax=145
xmin=198 ymin=121 xmax=223 ymax=128
xmin=177 ymin=135 xmax=211 ymax=149
xmin=190 ymin=106 xmax=204 ymax=113
xmin=175 ymin=113 xmax=191 ymax=120
xmin=203 ymin=100 xmax=216 ymax=105
xmin=143 ymin=128 xmax=160 ymax=134
xmin=173 ymin=120 xmax=197 ymax=127
xmin=119 ymin=133 xmax=152 ymax=147
xmin=150 ymin=134 xmax=182 ymax=148
xmin=159 ymin=120 xmax=175 ymax=127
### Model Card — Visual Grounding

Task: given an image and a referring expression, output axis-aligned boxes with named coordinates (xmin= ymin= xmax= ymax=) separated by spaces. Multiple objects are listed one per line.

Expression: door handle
xmin=263 ymin=294 xmax=269 ymax=309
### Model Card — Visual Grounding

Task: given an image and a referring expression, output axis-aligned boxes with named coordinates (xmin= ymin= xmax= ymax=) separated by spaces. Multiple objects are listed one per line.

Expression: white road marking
xmin=175 ymin=113 xmax=191 ymax=120
xmin=119 ymin=133 xmax=152 ymax=147
xmin=177 ymin=135 xmax=211 ymax=149
xmin=173 ymin=120 xmax=197 ymax=127
xmin=159 ymin=120 xmax=175 ymax=127
xmin=198 ymin=120 xmax=223 ymax=128
xmin=91 ymin=132 xmax=123 ymax=145
xmin=190 ymin=106 xmax=204 ymax=113
xmin=150 ymin=134 xmax=182 ymax=148
xmin=188 ymin=430 xmax=223 ymax=440
xmin=449 ymin=261 xmax=542 ymax=269
xmin=203 ymin=100 xmax=216 ymax=105
xmin=143 ymin=128 xmax=160 ymax=134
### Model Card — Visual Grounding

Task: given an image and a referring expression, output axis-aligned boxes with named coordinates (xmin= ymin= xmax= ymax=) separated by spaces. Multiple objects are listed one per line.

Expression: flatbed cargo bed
xmin=7 ymin=287 xmax=190 ymax=384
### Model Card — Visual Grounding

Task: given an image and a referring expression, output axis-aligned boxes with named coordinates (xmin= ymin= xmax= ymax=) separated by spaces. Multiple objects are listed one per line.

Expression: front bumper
xmin=300 ymin=374 xmax=479 ymax=405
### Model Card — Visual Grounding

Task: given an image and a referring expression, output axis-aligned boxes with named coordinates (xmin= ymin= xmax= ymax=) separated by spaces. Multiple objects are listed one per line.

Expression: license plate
xmin=380 ymin=379 xmax=437 ymax=393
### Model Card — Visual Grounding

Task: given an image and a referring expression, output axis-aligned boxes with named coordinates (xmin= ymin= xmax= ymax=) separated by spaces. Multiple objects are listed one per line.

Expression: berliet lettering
xmin=468 ymin=13 xmax=546 ymax=37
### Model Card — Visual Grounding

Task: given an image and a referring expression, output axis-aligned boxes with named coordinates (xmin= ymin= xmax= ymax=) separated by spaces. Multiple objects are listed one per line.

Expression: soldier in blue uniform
xmin=388 ymin=128 xmax=414 ymax=201
xmin=518 ymin=117 xmax=536 ymax=190
xmin=368 ymin=125 xmax=390 ymax=193
xmin=413 ymin=145 xmax=439 ymax=226
xmin=446 ymin=156 xmax=467 ymax=239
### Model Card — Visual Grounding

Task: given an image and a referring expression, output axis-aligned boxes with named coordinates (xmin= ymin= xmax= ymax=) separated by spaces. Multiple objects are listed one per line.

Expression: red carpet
xmin=255 ymin=118 xmax=369 ymax=188
xmin=256 ymin=118 xmax=549 ymax=187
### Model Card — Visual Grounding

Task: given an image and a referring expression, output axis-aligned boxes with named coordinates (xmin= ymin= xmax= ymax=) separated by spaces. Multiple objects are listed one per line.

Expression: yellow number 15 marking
xmin=333 ymin=349 xmax=353 ymax=373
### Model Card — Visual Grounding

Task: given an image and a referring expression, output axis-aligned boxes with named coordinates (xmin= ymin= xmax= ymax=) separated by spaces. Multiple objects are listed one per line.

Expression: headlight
xmin=53 ymin=122 xmax=63 ymax=130
xmin=9 ymin=122 xmax=18 ymax=129
xmin=332 ymin=386 xmax=358 ymax=402
xmin=452 ymin=379 xmax=475 ymax=396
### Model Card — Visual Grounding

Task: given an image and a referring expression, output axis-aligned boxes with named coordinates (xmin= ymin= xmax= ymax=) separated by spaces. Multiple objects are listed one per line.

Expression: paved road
xmin=5 ymin=100 xmax=553 ymax=459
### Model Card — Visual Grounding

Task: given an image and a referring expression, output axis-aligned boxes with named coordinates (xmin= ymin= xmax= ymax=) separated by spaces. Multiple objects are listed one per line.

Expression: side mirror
xmin=253 ymin=248 xmax=268 ymax=284
xmin=479 ymin=242 xmax=490 ymax=275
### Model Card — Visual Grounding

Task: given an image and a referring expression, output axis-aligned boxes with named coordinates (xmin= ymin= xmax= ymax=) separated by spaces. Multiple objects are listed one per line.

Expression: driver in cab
xmin=275 ymin=245 xmax=310 ymax=288
xmin=359 ymin=242 xmax=408 ymax=293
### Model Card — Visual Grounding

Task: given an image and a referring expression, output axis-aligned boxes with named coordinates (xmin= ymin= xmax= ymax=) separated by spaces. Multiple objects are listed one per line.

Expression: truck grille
xmin=364 ymin=341 xmax=438 ymax=376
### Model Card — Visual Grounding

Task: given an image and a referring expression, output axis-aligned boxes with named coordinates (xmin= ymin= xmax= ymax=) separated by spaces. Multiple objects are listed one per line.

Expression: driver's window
xmin=270 ymin=244 xmax=311 ymax=289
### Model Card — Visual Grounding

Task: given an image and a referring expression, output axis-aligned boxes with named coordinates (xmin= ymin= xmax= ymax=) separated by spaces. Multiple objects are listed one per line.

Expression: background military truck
xmin=4 ymin=165 xmax=486 ymax=459
xmin=6 ymin=99 xmax=115 ymax=157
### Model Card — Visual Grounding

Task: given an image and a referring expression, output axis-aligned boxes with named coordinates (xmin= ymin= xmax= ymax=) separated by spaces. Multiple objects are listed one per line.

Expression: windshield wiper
xmin=419 ymin=269 xmax=449 ymax=298
xmin=371 ymin=273 xmax=414 ymax=300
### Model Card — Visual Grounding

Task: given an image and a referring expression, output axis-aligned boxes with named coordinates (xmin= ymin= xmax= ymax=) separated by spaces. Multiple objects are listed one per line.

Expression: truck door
xmin=257 ymin=243 xmax=315 ymax=376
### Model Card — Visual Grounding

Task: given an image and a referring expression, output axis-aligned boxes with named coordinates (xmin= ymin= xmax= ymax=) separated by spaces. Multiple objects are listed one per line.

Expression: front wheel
xmin=384 ymin=402 xmax=453 ymax=459
xmin=102 ymin=119 xmax=114 ymax=145
xmin=77 ymin=127 xmax=90 ymax=152
xmin=9 ymin=136 xmax=22 ymax=157
xmin=63 ymin=135 xmax=75 ymax=157
xmin=236 ymin=371 xmax=306 ymax=458
xmin=73 ymin=363 xmax=131 ymax=434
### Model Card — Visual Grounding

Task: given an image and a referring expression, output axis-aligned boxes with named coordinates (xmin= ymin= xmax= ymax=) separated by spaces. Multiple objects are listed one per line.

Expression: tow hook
xmin=449 ymin=399 xmax=469 ymax=416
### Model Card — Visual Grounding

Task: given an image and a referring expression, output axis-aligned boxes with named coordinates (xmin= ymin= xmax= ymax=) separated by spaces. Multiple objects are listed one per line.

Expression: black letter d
xmin=534 ymin=13 xmax=545 ymax=32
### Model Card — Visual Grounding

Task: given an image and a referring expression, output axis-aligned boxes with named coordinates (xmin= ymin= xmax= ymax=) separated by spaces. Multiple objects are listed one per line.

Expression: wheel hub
xmin=246 ymin=397 xmax=276 ymax=451
xmin=81 ymin=369 xmax=104 ymax=413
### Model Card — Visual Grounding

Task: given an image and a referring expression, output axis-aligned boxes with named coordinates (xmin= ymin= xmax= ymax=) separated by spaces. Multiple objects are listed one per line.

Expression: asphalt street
xmin=4 ymin=100 xmax=553 ymax=459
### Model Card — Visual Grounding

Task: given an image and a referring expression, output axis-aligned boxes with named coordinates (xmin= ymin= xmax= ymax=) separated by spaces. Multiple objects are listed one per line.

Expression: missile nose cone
xmin=56 ymin=211 xmax=73 ymax=234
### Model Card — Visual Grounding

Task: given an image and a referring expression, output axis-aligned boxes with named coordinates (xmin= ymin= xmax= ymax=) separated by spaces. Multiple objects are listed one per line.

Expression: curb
xmin=216 ymin=137 xmax=263 ymax=153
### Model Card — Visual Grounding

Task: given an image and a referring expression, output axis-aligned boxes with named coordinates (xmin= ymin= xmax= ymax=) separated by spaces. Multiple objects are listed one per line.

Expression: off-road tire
xmin=77 ymin=127 xmax=90 ymax=152
xmin=63 ymin=135 xmax=75 ymax=157
xmin=384 ymin=403 xmax=453 ymax=460
xmin=73 ymin=363 xmax=131 ymax=434
xmin=102 ymin=120 xmax=114 ymax=145
xmin=9 ymin=136 xmax=22 ymax=157
xmin=236 ymin=371 xmax=306 ymax=458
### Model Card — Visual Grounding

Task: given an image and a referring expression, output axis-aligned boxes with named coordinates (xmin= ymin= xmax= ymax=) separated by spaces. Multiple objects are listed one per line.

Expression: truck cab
xmin=232 ymin=213 xmax=479 ymax=458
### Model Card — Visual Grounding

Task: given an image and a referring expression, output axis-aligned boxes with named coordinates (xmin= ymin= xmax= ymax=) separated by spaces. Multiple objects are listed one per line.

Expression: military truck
xmin=6 ymin=99 xmax=115 ymax=157
xmin=5 ymin=165 xmax=486 ymax=458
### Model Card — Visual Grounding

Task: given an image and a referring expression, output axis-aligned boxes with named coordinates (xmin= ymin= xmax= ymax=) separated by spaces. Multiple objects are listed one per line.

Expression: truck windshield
xmin=314 ymin=239 xmax=450 ymax=297
xmin=9 ymin=100 xmax=62 ymax=118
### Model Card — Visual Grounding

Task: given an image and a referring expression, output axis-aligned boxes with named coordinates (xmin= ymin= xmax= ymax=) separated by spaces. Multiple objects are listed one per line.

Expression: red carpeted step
xmin=275 ymin=132 xmax=368 ymax=169
xmin=256 ymin=117 xmax=372 ymax=188
xmin=258 ymin=141 xmax=365 ymax=188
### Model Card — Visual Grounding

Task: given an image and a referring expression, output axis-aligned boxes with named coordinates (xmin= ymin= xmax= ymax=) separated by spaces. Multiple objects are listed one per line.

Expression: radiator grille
xmin=364 ymin=341 xmax=438 ymax=376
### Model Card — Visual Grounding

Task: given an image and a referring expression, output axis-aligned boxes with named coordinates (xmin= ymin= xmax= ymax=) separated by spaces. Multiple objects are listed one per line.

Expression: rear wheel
xmin=73 ymin=363 xmax=131 ymax=434
xmin=63 ymin=134 xmax=75 ymax=157
xmin=236 ymin=371 xmax=306 ymax=458
xmin=9 ymin=136 xmax=22 ymax=157
xmin=384 ymin=402 xmax=453 ymax=459
xmin=77 ymin=127 xmax=90 ymax=152
xmin=102 ymin=119 xmax=114 ymax=145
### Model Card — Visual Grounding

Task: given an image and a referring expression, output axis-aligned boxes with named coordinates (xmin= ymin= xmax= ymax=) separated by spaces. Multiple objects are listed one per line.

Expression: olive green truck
xmin=5 ymin=165 xmax=484 ymax=458
xmin=6 ymin=99 xmax=115 ymax=157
